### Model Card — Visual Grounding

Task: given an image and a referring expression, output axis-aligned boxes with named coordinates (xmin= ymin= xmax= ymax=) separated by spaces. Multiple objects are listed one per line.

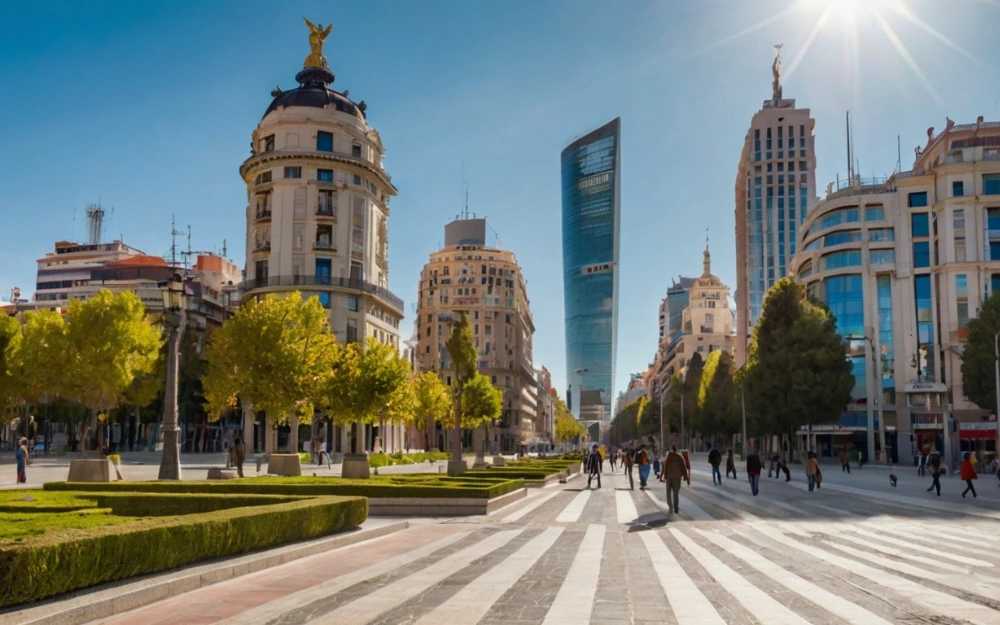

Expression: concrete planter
xmin=341 ymin=453 xmax=371 ymax=479
xmin=67 ymin=459 xmax=112 ymax=483
xmin=368 ymin=487 xmax=526 ymax=517
xmin=491 ymin=456 xmax=506 ymax=467
xmin=266 ymin=453 xmax=302 ymax=477
xmin=446 ymin=460 xmax=467 ymax=476
xmin=207 ymin=468 xmax=238 ymax=480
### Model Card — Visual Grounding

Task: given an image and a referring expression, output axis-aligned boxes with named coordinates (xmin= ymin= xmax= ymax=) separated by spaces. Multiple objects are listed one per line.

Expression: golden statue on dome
xmin=304 ymin=18 xmax=333 ymax=69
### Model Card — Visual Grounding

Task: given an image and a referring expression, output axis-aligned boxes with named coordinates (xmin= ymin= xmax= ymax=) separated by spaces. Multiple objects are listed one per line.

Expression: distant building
xmin=735 ymin=48 xmax=817 ymax=366
xmin=661 ymin=276 xmax=697 ymax=343
xmin=416 ymin=218 xmax=536 ymax=454
xmin=561 ymin=118 xmax=621 ymax=426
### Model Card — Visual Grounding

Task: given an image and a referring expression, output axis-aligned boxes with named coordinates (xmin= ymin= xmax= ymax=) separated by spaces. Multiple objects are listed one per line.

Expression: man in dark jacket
xmin=586 ymin=445 xmax=603 ymax=489
xmin=664 ymin=445 xmax=690 ymax=513
xmin=746 ymin=450 xmax=762 ymax=496
xmin=623 ymin=446 xmax=635 ymax=490
xmin=708 ymin=448 xmax=723 ymax=485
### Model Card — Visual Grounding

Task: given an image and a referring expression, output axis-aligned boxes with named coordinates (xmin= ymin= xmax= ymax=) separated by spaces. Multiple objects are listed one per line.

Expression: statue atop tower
xmin=304 ymin=18 xmax=333 ymax=69
xmin=772 ymin=43 xmax=783 ymax=101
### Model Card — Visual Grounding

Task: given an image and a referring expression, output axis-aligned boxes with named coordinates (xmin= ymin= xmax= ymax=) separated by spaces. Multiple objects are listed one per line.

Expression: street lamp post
xmin=846 ymin=334 xmax=882 ymax=465
xmin=158 ymin=275 xmax=186 ymax=480
xmin=741 ymin=374 xmax=748 ymax=460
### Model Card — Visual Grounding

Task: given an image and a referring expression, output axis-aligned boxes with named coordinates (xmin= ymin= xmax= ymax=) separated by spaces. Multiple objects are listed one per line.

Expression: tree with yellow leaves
xmin=411 ymin=370 xmax=451 ymax=450
xmin=203 ymin=292 xmax=338 ymax=454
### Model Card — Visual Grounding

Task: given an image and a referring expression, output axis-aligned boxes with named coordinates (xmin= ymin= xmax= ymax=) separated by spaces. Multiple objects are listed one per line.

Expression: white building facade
xmin=789 ymin=118 xmax=1000 ymax=468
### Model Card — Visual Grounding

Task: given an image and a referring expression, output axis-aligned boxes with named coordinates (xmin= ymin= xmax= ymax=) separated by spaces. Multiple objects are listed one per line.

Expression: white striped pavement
xmin=750 ymin=521 xmax=1000 ymax=625
xmin=500 ymin=489 xmax=563 ymax=524
xmin=556 ymin=488 xmax=591 ymax=523
xmin=695 ymin=527 xmax=893 ymax=625
xmin=670 ymin=528 xmax=814 ymax=625
xmin=839 ymin=524 xmax=994 ymax=568
xmin=615 ymin=488 xmax=638 ymax=524
xmin=306 ymin=529 xmax=524 ymax=625
xmin=541 ymin=524 xmax=606 ymax=625
xmin=412 ymin=526 xmax=564 ymax=625
xmin=640 ymin=531 xmax=725 ymax=624
xmin=213 ymin=530 xmax=473 ymax=625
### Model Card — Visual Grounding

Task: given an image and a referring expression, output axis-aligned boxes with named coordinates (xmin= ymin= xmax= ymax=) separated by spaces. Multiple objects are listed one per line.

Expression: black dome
xmin=262 ymin=67 xmax=366 ymax=121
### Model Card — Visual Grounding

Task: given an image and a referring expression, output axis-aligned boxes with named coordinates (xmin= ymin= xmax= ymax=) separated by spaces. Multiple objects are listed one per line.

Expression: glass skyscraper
xmin=561 ymin=118 xmax=621 ymax=422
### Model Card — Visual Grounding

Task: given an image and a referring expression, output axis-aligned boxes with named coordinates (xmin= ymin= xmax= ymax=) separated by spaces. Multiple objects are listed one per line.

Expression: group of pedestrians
xmin=590 ymin=443 xmax=658 ymax=490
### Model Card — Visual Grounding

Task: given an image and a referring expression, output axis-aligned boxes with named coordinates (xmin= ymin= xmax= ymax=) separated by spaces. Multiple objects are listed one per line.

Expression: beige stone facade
xmin=415 ymin=219 xmax=536 ymax=453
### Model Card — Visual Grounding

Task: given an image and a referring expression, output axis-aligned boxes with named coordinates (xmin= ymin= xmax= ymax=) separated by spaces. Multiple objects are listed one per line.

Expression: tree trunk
xmin=289 ymin=415 xmax=299 ymax=454
xmin=448 ymin=391 xmax=465 ymax=476
xmin=264 ymin=414 xmax=274 ymax=455
xmin=474 ymin=426 xmax=486 ymax=466
xmin=241 ymin=402 xmax=255 ymax=453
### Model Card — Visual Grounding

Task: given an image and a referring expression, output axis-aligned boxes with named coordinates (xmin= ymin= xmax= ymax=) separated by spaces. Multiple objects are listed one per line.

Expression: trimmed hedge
xmin=90 ymin=493 xmax=308 ymax=516
xmin=0 ymin=494 xmax=366 ymax=608
xmin=46 ymin=474 xmax=524 ymax=500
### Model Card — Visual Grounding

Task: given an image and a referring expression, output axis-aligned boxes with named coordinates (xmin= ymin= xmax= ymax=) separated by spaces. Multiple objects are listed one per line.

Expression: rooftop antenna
xmin=85 ymin=202 xmax=106 ymax=245
xmin=186 ymin=225 xmax=192 ymax=269
xmin=71 ymin=207 xmax=77 ymax=243
xmin=897 ymin=134 xmax=902 ymax=174
xmin=222 ymin=239 xmax=228 ymax=259
xmin=846 ymin=111 xmax=853 ymax=182
xmin=169 ymin=215 xmax=185 ymax=269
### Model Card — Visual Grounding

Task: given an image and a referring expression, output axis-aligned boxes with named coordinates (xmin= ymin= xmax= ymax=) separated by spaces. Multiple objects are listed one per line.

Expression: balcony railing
xmin=700 ymin=326 xmax=714 ymax=334
xmin=254 ymin=208 xmax=272 ymax=220
xmin=313 ymin=240 xmax=335 ymax=251
xmin=253 ymin=243 xmax=271 ymax=253
xmin=240 ymin=275 xmax=403 ymax=312
xmin=316 ymin=206 xmax=335 ymax=217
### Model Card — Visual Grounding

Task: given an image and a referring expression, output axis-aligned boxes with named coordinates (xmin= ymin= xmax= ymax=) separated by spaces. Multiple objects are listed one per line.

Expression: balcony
xmin=239 ymin=275 xmax=404 ymax=314
xmin=252 ymin=243 xmax=271 ymax=254
xmin=240 ymin=149 xmax=395 ymax=192
xmin=254 ymin=208 xmax=272 ymax=223
xmin=316 ymin=205 xmax=336 ymax=219
xmin=700 ymin=326 xmax=714 ymax=334
xmin=313 ymin=240 xmax=336 ymax=252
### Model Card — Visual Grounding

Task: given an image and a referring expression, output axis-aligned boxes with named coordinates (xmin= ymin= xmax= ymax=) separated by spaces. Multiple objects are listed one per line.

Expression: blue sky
xmin=1 ymin=0 xmax=997 ymax=401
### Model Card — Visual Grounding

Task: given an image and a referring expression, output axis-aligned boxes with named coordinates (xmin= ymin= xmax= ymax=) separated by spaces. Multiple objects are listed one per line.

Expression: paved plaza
xmin=40 ymin=458 xmax=998 ymax=625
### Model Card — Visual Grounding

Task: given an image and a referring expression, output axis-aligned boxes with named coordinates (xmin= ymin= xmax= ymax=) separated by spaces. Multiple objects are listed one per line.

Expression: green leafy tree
xmin=745 ymin=278 xmax=854 ymax=455
xmin=554 ymin=396 xmax=585 ymax=445
xmin=663 ymin=353 xmax=702 ymax=444
xmin=204 ymin=292 xmax=339 ymax=453
xmin=61 ymin=291 xmax=160 ymax=450
xmin=697 ymin=350 xmax=739 ymax=440
xmin=0 ymin=314 xmax=23 ymax=424
xmin=445 ymin=312 xmax=477 ymax=474
xmin=962 ymin=291 xmax=1000 ymax=412
xmin=322 ymin=337 xmax=412 ymax=454
xmin=461 ymin=373 xmax=503 ymax=464
xmin=412 ymin=371 xmax=451 ymax=450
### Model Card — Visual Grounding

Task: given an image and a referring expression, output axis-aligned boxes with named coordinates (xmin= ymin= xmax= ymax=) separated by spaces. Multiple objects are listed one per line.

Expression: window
xmin=824 ymin=274 xmax=864 ymax=339
xmin=953 ymin=208 xmax=965 ymax=230
xmin=953 ymin=181 xmax=965 ymax=197
xmin=318 ymin=169 xmax=333 ymax=182
xmin=317 ymin=131 xmax=333 ymax=152
xmin=348 ymin=297 xmax=359 ymax=312
xmin=911 ymin=213 xmax=929 ymax=237
xmin=956 ymin=275 xmax=969 ymax=330
xmin=318 ymin=293 xmax=331 ymax=308
xmin=865 ymin=206 xmax=885 ymax=221
xmin=822 ymin=250 xmax=862 ymax=269
xmin=315 ymin=258 xmax=331 ymax=283
xmin=353 ymin=174 xmax=362 ymax=185
xmin=346 ymin=319 xmax=358 ymax=343
xmin=824 ymin=231 xmax=862 ymax=246
xmin=705 ymin=314 xmax=714 ymax=322
xmin=955 ymin=237 xmax=967 ymax=262
xmin=869 ymin=250 xmax=895 ymax=265
xmin=913 ymin=241 xmax=930 ymax=268
xmin=264 ymin=134 xmax=275 ymax=152
xmin=868 ymin=228 xmax=894 ymax=242
xmin=908 ymin=192 xmax=928 ymax=207
xmin=352 ymin=143 xmax=362 ymax=158
xmin=255 ymin=171 xmax=272 ymax=184
xmin=984 ymin=174 xmax=1000 ymax=195
xmin=284 ymin=166 xmax=302 ymax=179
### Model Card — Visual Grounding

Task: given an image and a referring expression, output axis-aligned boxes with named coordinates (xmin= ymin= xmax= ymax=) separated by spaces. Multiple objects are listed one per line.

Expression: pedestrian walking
xmin=926 ymin=452 xmax=943 ymax=496
xmin=15 ymin=438 xmax=29 ymax=483
xmin=960 ymin=452 xmax=978 ymax=499
xmin=839 ymin=444 xmax=851 ymax=474
xmin=806 ymin=451 xmax=820 ymax=492
xmin=917 ymin=451 xmax=927 ymax=477
xmin=231 ymin=437 xmax=246 ymax=478
xmin=664 ymin=445 xmax=689 ymax=514
xmin=587 ymin=444 xmax=603 ymax=489
xmin=778 ymin=455 xmax=791 ymax=481
xmin=708 ymin=447 xmax=723 ymax=485
xmin=636 ymin=445 xmax=652 ymax=490
xmin=746 ymin=450 xmax=762 ymax=496
xmin=652 ymin=453 xmax=662 ymax=482
xmin=768 ymin=452 xmax=779 ymax=478
xmin=623 ymin=445 xmax=635 ymax=490
xmin=725 ymin=448 xmax=738 ymax=479
xmin=609 ymin=446 xmax=617 ymax=471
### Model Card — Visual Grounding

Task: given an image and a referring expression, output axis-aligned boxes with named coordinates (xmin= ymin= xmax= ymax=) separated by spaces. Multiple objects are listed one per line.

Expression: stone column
xmin=289 ymin=415 xmax=299 ymax=453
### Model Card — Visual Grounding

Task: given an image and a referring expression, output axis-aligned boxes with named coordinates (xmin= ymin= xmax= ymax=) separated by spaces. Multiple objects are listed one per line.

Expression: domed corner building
xmin=239 ymin=25 xmax=405 ymax=457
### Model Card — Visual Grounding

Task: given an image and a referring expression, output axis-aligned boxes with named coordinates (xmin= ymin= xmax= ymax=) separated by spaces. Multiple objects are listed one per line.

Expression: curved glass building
xmin=561 ymin=118 xmax=621 ymax=423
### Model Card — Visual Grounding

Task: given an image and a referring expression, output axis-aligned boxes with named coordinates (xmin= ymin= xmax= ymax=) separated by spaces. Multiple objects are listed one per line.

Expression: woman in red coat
xmin=960 ymin=452 xmax=978 ymax=499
